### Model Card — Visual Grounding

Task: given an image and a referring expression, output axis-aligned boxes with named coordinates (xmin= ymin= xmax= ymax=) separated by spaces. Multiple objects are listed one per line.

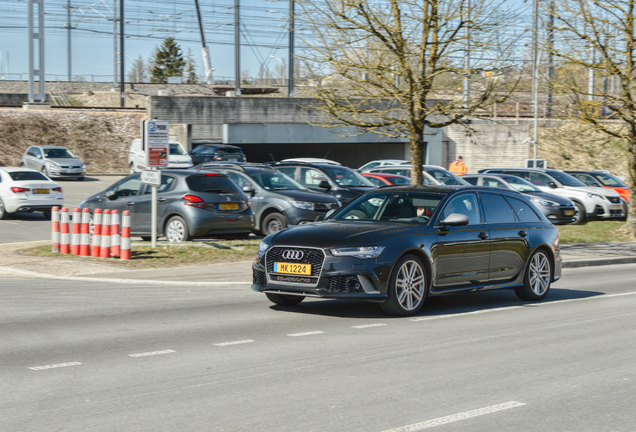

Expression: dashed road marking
xmin=29 ymin=362 xmax=81 ymax=370
xmin=352 ymin=323 xmax=387 ymax=329
xmin=128 ymin=350 xmax=176 ymax=358
xmin=379 ymin=401 xmax=526 ymax=431
xmin=288 ymin=331 xmax=325 ymax=337
xmin=214 ymin=340 xmax=254 ymax=346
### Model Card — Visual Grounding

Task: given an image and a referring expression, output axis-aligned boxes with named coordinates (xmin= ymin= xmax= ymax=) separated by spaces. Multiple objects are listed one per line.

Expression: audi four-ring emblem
xmin=282 ymin=250 xmax=304 ymax=260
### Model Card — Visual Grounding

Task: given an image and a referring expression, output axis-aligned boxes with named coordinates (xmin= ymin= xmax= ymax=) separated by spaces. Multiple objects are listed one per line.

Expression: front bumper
xmin=47 ymin=167 xmax=86 ymax=178
xmin=252 ymin=246 xmax=390 ymax=301
xmin=540 ymin=205 xmax=576 ymax=225
xmin=585 ymin=197 xmax=624 ymax=219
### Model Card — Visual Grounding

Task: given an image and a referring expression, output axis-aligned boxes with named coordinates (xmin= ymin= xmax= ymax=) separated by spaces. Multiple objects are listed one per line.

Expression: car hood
xmin=169 ymin=155 xmax=193 ymax=163
xmin=46 ymin=158 xmax=81 ymax=165
xmin=270 ymin=189 xmax=338 ymax=203
xmin=268 ymin=220 xmax=418 ymax=248
xmin=343 ymin=186 xmax=376 ymax=193
xmin=563 ymin=185 xmax=619 ymax=197
xmin=524 ymin=191 xmax=574 ymax=205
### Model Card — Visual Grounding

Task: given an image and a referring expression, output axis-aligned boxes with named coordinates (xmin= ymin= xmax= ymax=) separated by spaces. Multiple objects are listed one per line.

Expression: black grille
xmin=325 ymin=276 xmax=364 ymax=293
xmin=266 ymin=247 xmax=325 ymax=277
xmin=607 ymin=196 xmax=621 ymax=204
xmin=314 ymin=202 xmax=338 ymax=212
xmin=253 ymin=268 xmax=267 ymax=286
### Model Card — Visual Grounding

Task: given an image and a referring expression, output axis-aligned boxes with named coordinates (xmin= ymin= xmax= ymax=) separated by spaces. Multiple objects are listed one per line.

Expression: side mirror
xmin=36 ymin=154 xmax=42 ymax=159
xmin=438 ymin=213 xmax=470 ymax=227
xmin=105 ymin=190 xmax=117 ymax=200
xmin=242 ymin=185 xmax=255 ymax=195
xmin=592 ymin=183 xmax=601 ymax=187
xmin=325 ymin=209 xmax=336 ymax=219
xmin=318 ymin=180 xmax=331 ymax=190
xmin=547 ymin=181 xmax=558 ymax=189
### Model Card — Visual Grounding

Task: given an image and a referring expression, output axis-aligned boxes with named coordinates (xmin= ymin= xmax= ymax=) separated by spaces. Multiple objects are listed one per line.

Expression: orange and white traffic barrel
xmin=91 ymin=208 xmax=102 ymax=257
xmin=120 ymin=210 xmax=131 ymax=260
xmin=110 ymin=210 xmax=121 ymax=257
xmin=71 ymin=207 xmax=81 ymax=255
xmin=51 ymin=206 xmax=60 ymax=253
xmin=100 ymin=209 xmax=112 ymax=258
xmin=79 ymin=208 xmax=91 ymax=257
xmin=60 ymin=207 xmax=70 ymax=255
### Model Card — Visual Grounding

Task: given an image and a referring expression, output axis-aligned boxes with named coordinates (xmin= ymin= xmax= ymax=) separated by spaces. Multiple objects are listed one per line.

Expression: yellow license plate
xmin=564 ymin=210 xmax=575 ymax=216
xmin=33 ymin=189 xmax=49 ymax=194
xmin=274 ymin=262 xmax=311 ymax=275
xmin=612 ymin=204 xmax=621 ymax=209
xmin=218 ymin=203 xmax=239 ymax=210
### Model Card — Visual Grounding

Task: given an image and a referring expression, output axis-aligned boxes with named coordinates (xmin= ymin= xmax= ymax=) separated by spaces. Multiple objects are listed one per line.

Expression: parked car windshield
xmin=548 ymin=170 xmax=587 ymax=187
xmin=186 ymin=174 xmax=241 ymax=193
xmin=332 ymin=192 xmax=444 ymax=224
xmin=8 ymin=171 xmax=50 ymax=181
xmin=249 ymin=171 xmax=306 ymax=190
xmin=169 ymin=143 xmax=187 ymax=155
xmin=426 ymin=168 xmax=470 ymax=185
xmin=594 ymin=172 xmax=627 ymax=187
xmin=323 ymin=166 xmax=375 ymax=187
xmin=44 ymin=148 xmax=75 ymax=159
xmin=503 ymin=176 xmax=539 ymax=192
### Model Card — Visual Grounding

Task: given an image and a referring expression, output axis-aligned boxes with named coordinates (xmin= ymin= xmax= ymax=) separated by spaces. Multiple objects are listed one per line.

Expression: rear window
xmin=9 ymin=171 xmax=49 ymax=181
xmin=186 ymin=174 xmax=241 ymax=193
xmin=216 ymin=148 xmax=245 ymax=156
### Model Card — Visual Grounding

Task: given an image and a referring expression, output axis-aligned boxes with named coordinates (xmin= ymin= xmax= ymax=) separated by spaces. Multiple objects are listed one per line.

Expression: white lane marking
xmin=379 ymin=401 xmax=526 ymax=432
xmin=288 ymin=331 xmax=325 ymax=337
xmin=214 ymin=340 xmax=254 ymax=346
xmin=29 ymin=362 xmax=81 ymax=370
xmin=352 ymin=323 xmax=387 ymax=329
xmin=128 ymin=350 xmax=176 ymax=358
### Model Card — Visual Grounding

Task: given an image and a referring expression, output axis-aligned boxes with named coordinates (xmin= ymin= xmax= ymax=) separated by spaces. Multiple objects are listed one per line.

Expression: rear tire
xmin=0 ymin=198 xmax=8 ymax=220
xmin=265 ymin=293 xmax=304 ymax=306
xmin=572 ymin=202 xmax=587 ymax=225
xmin=262 ymin=213 xmax=287 ymax=236
xmin=515 ymin=249 xmax=551 ymax=301
xmin=380 ymin=254 xmax=427 ymax=316
xmin=42 ymin=211 xmax=52 ymax=220
xmin=165 ymin=216 xmax=191 ymax=243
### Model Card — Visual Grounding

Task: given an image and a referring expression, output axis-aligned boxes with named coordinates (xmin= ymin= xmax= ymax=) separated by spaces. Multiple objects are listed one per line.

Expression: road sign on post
xmin=142 ymin=120 xmax=169 ymax=247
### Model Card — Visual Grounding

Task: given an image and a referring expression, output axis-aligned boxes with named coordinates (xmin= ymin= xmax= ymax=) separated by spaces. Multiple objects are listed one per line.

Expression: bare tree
xmin=546 ymin=0 xmax=636 ymax=237
xmin=127 ymin=55 xmax=148 ymax=83
xmin=297 ymin=0 xmax=521 ymax=184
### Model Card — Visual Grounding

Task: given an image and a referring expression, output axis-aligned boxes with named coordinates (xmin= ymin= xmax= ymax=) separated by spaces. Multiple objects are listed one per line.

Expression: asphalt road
xmin=0 ymin=175 xmax=125 ymax=244
xmin=1 ymin=264 xmax=635 ymax=431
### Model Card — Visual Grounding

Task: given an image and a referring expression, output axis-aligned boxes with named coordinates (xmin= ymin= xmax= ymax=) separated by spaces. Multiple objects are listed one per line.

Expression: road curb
xmin=563 ymin=257 xmax=636 ymax=268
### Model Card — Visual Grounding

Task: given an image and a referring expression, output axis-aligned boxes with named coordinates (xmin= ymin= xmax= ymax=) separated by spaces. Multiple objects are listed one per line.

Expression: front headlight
xmin=46 ymin=161 xmax=60 ymax=167
xmin=330 ymin=246 xmax=385 ymax=259
xmin=258 ymin=241 xmax=270 ymax=253
xmin=531 ymin=198 xmax=558 ymax=207
xmin=291 ymin=200 xmax=315 ymax=211
xmin=586 ymin=193 xmax=603 ymax=200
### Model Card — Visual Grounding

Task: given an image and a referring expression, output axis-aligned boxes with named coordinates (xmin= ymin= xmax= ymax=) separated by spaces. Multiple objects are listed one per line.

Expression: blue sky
xmin=0 ymin=0 xmax=531 ymax=84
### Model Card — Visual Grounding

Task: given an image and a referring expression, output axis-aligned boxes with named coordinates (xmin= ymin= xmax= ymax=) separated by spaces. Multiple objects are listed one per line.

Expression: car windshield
xmin=249 ymin=171 xmax=306 ymax=190
xmin=44 ymin=148 xmax=75 ymax=159
xmin=169 ymin=143 xmax=187 ymax=155
xmin=426 ymin=169 xmax=470 ymax=185
xmin=332 ymin=192 xmax=444 ymax=224
xmin=323 ymin=166 xmax=376 ymax=187
xmin=593 ymin=172 xmax=627 ymax=187
xmin=9 ymin=171 xmax=49 ymax=181
xmin=548 ymin=170 xmax=587 ymax=187
xmin=502 ymin=176 xmax=539 ymax=192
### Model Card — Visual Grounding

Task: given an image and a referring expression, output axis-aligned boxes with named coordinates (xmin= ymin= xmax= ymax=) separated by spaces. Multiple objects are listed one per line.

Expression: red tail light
xmin=53 ymin=187 xmax=63 ymax=192
xmin=204 ymin=173 xmax=218 ymax=176
xmin=11 ymin=187 xmax=30 ymax=193
xmin=182 ymin=194 xmax=206 ymax=209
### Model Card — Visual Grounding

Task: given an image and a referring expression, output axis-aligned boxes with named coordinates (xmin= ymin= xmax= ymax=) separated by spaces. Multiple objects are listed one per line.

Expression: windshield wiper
xmin=204 ymin=189 xmax=229 ymax=193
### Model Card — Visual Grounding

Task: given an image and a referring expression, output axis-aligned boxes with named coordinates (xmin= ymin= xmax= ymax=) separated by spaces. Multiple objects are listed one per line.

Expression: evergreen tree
xmin=150 ymin=37 xmax=185 ymax=83
xmin=185 ymin=49 xmax=198 ymax=84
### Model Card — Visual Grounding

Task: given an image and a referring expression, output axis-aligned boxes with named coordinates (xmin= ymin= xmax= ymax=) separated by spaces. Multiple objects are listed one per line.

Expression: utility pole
xmin=27 ymin=0 xmax=46 ymax=104
xmin=195 ymin=0 xmax=214 ymax=84
xmin=113 ymin=0 xmax=117 ymax=87
xmin=66 ymin=0 xmax=71 ymax=81
xmin=532 ymin=0 xmax=539 ymax=164
xmin=462 ymin=0 xmax=470 ymax=108
xmin=546 ymin=0 xmax=554 ymax=117
xmin=120 ymin=0 xmax=125 ymax=107
xmin=288 ymin=0 xmax=294 ymax=97
xmin=234 ymin=0 xmax=241 ymax=96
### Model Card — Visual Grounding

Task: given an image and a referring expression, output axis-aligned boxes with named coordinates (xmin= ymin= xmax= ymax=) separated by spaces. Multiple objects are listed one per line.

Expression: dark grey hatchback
xmin=252 ymin=185 xmax=562 ymax=316
xmin=79 ymin=170 xmax=254 ymax=242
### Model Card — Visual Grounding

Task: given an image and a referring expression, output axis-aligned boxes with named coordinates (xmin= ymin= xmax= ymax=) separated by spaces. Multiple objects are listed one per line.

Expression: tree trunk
xmin=409 ymin=128 xmax=425 ymax=186
xmin=627 ymin=136 xmax=636 ymax=239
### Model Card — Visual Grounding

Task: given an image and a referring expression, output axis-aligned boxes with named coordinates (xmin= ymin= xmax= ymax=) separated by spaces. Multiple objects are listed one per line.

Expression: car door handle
xmin=157 ymin=197 xmax=167 ymax=202
xmin=518 ymin=230 xmax=528 ymax=237
xmin=478 ymin=232 xmax=489 ymax=240
xmin=126 ymin=201 xmax=135 ymax=206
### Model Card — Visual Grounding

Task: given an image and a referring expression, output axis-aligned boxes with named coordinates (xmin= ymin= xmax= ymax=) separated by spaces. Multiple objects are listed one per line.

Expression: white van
xmin=128 ymin=139 xmax=194 ymax=173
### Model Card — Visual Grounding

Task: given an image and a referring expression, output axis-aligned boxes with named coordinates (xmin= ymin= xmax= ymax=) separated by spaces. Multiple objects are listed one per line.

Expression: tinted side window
xmin=483 ymin=178 xmax=508 ymax=188
xmin=143 ymin=175 xmax=176 ymax=194
xmin=114 ymin=174 xmax=142 ymax=197
xmin=463 ymin=177 xmax=479 ymax=185
xmin=226 ymin=172 xmax=251 ymax=188
xmin=480 ymin=193 xmax=516 ymax=223
xmin=506 ymin=197 xmax=542 ymax=222
xmin=440 ymin=193 xmax=481 ymax=224
xmin=527 ymin=172 xmax=553 ymax=186
xmin=186 ymin=174 xmax=241 ymax=193
xmin=276 ymin=166 xmax=296 ymax=179
xmin=300 ymin=168 xmax=327 ymax=186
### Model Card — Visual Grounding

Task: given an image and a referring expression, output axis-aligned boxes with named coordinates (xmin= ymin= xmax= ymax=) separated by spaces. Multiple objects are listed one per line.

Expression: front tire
xmin=515 ymin=249 xmax=551 ymax=301
xmin=165 ymin=216 xmax=191 ymax=243
xmin=42 ymin=167 xmax=50 ymax=178
xmin=0 ymin=198 xmax=8 ymax=220
xmin=380 ymin=254 xmax=427 ymax=316
xmin=262 ymin=213 xmax=287 ymax=236
xmin=572 ymin=202 xmax=587 ymax=225
xmin=129 ymin=163 xmax=136 ymax=174
xmin=265 ymin=293 xmax=304 ymax=306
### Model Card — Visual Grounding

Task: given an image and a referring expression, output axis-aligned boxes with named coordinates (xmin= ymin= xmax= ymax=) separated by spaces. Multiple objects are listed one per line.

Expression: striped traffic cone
xmin=60 ymin=207 xmax=70 ymax=255
xmin=120 ymin=210 xmax=131 ymax=260
xmin=51 ymin=206 xmax=60 ymax=253
xmin=100 ymin=210 xmax=112 ymax=258
xmin=91 ymin=209 xmax=102 ymax=257
xmin=110 ymin=210 xmax=121 ymax=257
xmin=79 ymin=208 xmax=91 ymax=257
xmin=71 ymin=208 xmax=81 ymax=255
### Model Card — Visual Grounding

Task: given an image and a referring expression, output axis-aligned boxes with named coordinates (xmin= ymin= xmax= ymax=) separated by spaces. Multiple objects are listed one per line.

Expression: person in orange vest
xmin=448 ymin=156 xmax=467 ymax=175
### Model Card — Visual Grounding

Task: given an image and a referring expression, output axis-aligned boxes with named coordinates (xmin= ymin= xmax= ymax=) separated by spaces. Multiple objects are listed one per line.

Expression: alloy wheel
xmin=528 ymin=252 xmax=551 ymax=296
xmin=395 ymin=259 xmax=426 ymax=311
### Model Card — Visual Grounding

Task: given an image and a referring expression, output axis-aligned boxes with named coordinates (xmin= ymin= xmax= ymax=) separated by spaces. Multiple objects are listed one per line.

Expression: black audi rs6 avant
xmin=252 ymin=185 xmax=562 ymax=316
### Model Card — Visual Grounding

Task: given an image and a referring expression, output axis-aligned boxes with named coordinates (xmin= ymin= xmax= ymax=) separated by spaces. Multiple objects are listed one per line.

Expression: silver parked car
xmin=20 ymin=145 xmax=86 ymax=180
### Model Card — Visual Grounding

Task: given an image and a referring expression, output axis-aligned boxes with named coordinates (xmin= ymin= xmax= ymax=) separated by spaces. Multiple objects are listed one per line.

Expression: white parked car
xmin=281 ymin=158 xmax=341 ymax=165
xmin=358 ymin=159 xmax=410 ymax=172
xmin=0 ymin=167 xmax=65 ymax=219
xmin=128 ymin=139 xmax=194 ymax=172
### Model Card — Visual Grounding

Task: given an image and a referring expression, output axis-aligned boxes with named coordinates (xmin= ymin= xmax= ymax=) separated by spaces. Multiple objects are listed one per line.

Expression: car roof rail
xmin=196 ymin=163 xmax=248 ymax=172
